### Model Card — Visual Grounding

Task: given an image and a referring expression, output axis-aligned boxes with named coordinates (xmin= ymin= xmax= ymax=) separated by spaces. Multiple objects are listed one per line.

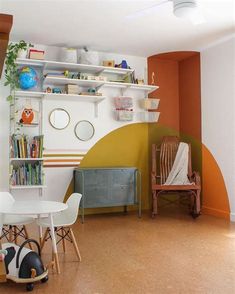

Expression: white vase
xmin=17 ymin=48 xmax=28 ymax=59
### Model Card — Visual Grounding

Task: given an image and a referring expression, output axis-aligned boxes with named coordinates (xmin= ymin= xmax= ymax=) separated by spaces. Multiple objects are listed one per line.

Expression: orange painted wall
xmin=148 ymin=56 xmax=180 ymax=131
xmin=202 ymin=145 xmax=230 ymax=219
xmin=179 ymin=54 xmax=201 ymax=141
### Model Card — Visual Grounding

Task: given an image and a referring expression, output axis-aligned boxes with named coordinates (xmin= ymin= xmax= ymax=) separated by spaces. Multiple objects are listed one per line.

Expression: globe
xmin=18 ymin=66 xmax=38 ymax=90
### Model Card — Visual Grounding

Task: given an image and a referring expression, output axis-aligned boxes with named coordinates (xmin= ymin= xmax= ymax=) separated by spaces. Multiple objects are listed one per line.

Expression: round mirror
xmin=74 ymin=120 xmax=95 ymax=141
xmin=49 ymin=108 xmax=70 ymax=130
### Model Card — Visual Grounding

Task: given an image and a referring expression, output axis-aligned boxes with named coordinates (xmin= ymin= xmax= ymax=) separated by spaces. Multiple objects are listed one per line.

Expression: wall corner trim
xmin=230 ymin=213 xmax=235 ymax=222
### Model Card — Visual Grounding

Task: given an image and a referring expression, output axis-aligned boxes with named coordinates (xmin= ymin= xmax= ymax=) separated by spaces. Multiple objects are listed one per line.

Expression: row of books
xmin=10 ymin=162 xmax=43 ymax=186
xmin=10 ymin=134 xmax=44 ymax=158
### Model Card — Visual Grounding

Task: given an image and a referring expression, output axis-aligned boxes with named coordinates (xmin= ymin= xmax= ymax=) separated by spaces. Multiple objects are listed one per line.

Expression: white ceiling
xmin=1 ymin=0 xmax=235 ymax=57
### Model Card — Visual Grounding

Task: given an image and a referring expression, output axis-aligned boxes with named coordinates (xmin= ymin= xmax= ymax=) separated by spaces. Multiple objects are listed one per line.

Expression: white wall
xmin=201 ymin=36 xmax=235 ymax=221
xmin=0 ymin=44 xmax=149 ymax=201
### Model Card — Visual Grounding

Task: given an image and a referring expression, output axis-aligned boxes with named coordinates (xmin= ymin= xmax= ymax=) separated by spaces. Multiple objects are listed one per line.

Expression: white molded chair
xmin=0 ymin=192 xmax=35 ymax=246
xmin=38 ymin=193 xmax=82 ymax=261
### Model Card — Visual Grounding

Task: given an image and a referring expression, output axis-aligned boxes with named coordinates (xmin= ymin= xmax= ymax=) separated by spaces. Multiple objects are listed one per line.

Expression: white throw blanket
xmin=164 ymin=142 xmax=191 ymax=185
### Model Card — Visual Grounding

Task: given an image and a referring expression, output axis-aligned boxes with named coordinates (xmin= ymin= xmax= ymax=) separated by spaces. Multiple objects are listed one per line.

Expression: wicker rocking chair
xmin=151 ymin=136 xmax=201 ymax=219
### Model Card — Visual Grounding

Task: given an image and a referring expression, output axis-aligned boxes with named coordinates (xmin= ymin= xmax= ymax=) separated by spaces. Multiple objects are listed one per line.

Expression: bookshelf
xmin=9 ymin=90 xmax=45 ymax=194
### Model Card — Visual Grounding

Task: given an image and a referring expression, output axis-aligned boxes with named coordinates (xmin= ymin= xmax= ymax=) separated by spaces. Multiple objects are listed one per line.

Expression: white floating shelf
xmin=10 ymin=185 xmax=46 ymax=190
xmin=44 ymin=77 xmax=158 ymax=93
xmin=44 ymin=76 xmax=104 ymax=88
xmin=14 ymin=91 xmax=106 ymax=103
xmin=14 ymin=90 xmax=43 ymax=98
xmin=10 ymin=158 xmax=44 ymax=161
xmin=16 ymin=58 xmax=134 ymax=75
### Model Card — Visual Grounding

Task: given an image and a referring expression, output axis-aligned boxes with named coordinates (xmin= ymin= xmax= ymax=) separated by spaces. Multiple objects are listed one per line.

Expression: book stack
xmin=10 ymin=134 xmax=44 ymax=158
xmin=10 ymin=162 xmax=43 ymax=186
xmin=65 ymin=84 xmax=80 ymax=95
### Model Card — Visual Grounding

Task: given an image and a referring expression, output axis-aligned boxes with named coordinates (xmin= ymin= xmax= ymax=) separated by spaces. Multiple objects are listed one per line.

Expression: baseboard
xmin=230 ymin=213 xmax=235 ymax=222
xmin=202 ymin=206 xmax=230 ymax=220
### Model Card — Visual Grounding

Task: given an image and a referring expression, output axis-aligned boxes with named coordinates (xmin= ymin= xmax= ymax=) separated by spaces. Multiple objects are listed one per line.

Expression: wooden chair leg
xmin=40 ymin=228 xmax=49 ymax=251
xmin=23 ymin=226 xmax=33 ymax=250
xmin=152 ymin=190 xmax=158 ymax=217
xmin=69 ymin=228 xmax=81 ymax=261
xmin=61 ymin=227 xmax=66 ymax=253
xmin=195 ymin=190 xmax=201 ymax=214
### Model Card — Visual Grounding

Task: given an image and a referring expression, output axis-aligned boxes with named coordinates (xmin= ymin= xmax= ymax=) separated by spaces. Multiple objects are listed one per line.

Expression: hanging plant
xmin=4 ymin=40 xmax=32 ymax=102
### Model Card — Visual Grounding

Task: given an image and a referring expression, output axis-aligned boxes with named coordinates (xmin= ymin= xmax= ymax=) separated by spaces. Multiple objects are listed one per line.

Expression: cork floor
xmin=1 ymin=208 xmax=235 ymax=294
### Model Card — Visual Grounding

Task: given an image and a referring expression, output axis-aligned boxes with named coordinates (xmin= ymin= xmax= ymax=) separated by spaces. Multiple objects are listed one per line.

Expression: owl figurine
xmin=20 ymin=108 xmax=34 ymax=124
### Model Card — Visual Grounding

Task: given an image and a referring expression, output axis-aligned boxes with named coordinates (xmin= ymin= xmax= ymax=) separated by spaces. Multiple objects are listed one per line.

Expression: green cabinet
xmin=74 ymin=167 xmax=141 ymax=222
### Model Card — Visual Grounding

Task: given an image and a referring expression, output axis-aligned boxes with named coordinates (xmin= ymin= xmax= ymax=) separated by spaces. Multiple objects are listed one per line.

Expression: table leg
xmin=49 ymin=213 xmax=60 ymax=274
xmin=37 ymin=214 xmax=43 ymax=246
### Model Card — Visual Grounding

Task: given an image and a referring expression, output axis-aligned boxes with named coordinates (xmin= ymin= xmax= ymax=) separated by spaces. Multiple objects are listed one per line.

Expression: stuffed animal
xmin=20 ymin=108 xmax=34 ymax=124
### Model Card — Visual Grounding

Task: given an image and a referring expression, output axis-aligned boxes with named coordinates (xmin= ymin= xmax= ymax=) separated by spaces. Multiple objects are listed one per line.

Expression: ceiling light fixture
xmin=173 ymin=0 xmax=205 ymax=24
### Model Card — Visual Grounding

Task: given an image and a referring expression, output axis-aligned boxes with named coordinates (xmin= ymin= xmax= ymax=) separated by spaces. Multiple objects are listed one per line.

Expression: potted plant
xmin=4 ymin=40 xmax=32 ymax=101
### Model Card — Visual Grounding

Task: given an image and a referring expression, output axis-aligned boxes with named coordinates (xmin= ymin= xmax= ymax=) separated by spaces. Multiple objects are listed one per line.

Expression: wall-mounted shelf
xmin=14 ymin=90 xmax=105 ymax=117
xmin=44 ymin=77 xmax=158 ymax=93
xmin=16 ymin=58 xmax=134 ymax=75
xmin=10 ymin=185 xmax=46 ymax=190
xmin=15 ymin=90 xmax=105 ymax=102
xmin=16 ymin=58 xmax=158 ymax=94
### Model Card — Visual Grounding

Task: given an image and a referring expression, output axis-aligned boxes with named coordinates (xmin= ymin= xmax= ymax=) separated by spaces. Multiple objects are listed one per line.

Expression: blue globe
xmin=18 ymin=66 xmax=38 ymax=90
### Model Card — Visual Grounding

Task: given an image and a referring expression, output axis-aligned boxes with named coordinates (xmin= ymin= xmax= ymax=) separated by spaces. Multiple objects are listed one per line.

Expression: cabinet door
xmin=110 ymin=169 xmax=135 ymax=205
xmin=83 ymin=170 xmax=110 ymax=208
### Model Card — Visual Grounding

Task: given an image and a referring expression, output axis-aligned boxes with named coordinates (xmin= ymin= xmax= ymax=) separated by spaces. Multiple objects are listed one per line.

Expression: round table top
xmin=0 ymin=200 xmax=68 ymax=215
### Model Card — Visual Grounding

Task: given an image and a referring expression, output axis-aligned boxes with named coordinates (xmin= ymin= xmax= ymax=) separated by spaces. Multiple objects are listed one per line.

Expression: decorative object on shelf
xmin=52 ymin=87 xmax=62 ymax=94
xmin=137 ymin=79 xmax=145 ymax=85
xmin=4 ymin=40 xmax=33 ymax=101
xmin=139 ymin=98 xmax=160 ymax=110
xmin=116 ymin=60 xmax=129 ymax=69
xmin=46 ymin=87 xmax=52 ymax=93
xmin=61 ymin=48 xmax=77 ymax=63
xmin=114 ymin=97 xmax=133 ymax=121
xmin=74 ymin=120 xmax=95 ymax=141
xmin=49 ymin=108 xmax=70 ymax=130
xmin=103 ymin=60 xmax=115 ymax=67
xmin=88 ymin=87 xmax=96 ymax=94
xmin=17 ymin=107 xmax=39 ymax=125
xmin=29 ymin=49 xmax=45 ymax=60
xmin=151 ymin=71 xmax=155 ymax=85
xmin=79 ymin=47 xmax=99 ymax=65
xmin=65 ymin=84 xmax=80 ymax=94
xmin=18 ymin=66 xmax=38 ymax=90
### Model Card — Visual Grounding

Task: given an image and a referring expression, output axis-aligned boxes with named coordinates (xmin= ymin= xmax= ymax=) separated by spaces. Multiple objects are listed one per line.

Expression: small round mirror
xmin=49 ymin=108 xmax=70 ymax=130
xmin=74 ymin=120 xmax=95 ymax=141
